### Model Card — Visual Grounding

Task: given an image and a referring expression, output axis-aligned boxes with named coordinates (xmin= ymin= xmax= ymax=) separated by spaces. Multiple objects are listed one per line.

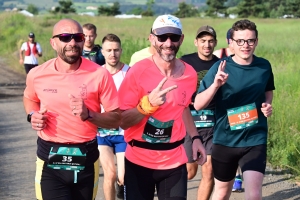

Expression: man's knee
xmin=186 ymin=162 xmax=198 ymax=180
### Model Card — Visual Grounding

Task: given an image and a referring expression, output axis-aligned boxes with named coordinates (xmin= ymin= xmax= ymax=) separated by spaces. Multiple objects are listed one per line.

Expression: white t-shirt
xmin=21 ymin=42 xmax=42 ymax=65
xmin=98 ymin=64 xmax=130 ymax=136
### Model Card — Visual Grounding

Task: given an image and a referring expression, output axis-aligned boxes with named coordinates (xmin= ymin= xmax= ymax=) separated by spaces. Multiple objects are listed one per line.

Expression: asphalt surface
xmin=0 ymin=62 xmax=299 ymax=199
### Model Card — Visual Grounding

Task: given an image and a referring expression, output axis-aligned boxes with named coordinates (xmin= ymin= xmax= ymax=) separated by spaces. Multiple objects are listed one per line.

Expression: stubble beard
xmin=154 ymin=42 xmax=179 ymax=62
xmin=59 ymin=46 xmax=82 ymax=64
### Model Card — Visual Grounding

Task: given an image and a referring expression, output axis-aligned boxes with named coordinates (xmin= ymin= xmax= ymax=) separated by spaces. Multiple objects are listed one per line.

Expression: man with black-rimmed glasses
xmin=194 ymin=19 xmax=275 ymax=200
xmin=23 ymin=18 xmax=120 ymax=200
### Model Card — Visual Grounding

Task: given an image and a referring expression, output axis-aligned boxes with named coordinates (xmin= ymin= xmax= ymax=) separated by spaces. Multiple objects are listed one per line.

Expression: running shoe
xmin=232 ymin=177 xmax=243 ymax=192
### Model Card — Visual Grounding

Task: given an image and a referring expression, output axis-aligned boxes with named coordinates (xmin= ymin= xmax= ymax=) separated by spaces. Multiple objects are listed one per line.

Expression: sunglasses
xmin=52 ymin=33 xmax=85 ymax=43
xmin=152 ymin=33 xmax=181 ymax=43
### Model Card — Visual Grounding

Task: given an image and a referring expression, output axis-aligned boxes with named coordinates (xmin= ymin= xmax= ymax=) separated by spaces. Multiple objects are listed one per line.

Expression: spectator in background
xmin=19 ymin=32 xmax=42 ymax=74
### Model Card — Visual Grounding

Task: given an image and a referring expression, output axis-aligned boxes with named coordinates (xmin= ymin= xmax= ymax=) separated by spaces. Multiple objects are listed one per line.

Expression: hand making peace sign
xmin=213 ymin=60 xmax=228 ymax=88
xmin=148 ymin=77 xmax=178 ymax=107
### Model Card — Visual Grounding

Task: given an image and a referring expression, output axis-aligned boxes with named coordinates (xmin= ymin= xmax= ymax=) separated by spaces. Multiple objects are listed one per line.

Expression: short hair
xmin=230 ymin=19 xmax=258 ymax=39
xmin=102 ymin=34 xmax=121 ymax=46
xmin=82 ymin=23 xmax=97 ymax=33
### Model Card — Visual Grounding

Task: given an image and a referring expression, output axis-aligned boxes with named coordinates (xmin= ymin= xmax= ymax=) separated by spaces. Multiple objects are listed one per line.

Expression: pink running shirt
xmin=24 ymin=58 xmax=119 ymax=143
xmin=118 ymin=58 xmax=197 ymax=169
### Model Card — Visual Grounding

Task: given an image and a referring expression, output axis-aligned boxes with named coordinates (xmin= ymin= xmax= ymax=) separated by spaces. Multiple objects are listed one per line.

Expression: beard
xmin=58 ymin=46 xmax=82 ymax=64
xmin=154 ymin=42 xmax=179 ymax=62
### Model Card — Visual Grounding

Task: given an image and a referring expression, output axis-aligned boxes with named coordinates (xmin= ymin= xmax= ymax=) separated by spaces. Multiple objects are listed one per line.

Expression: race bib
xmin=191 ymin=110 xmax=215 ymax=128
xmin=98 ymin=128 xmax=119 ymax=137
xmin=47 ymin=146 xmax=86 ymax=171
xmin=142 ymin=116 xmax=174 ymax=143
xmin=227 ymin=103 xmax=258 ymax=130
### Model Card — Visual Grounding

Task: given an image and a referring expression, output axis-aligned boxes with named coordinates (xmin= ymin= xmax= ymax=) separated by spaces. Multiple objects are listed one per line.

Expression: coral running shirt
xmin=118 ymin=58 xmax=197 ymax=169
xmin=24 ymin=57 xmax=119 ymax=143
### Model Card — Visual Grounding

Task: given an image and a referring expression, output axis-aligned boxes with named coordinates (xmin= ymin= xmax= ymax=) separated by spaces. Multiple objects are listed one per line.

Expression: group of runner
xmin=23 ymin=14 xmax=274 ymax=200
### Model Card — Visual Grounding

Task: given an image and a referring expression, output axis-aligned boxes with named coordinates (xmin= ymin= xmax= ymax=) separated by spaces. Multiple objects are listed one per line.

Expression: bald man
xmin=23 ymin=18 xmax=120 ymax=200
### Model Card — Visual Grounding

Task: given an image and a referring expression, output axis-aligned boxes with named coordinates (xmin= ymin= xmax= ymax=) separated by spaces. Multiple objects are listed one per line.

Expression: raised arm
xmin=194 ymin=61 xmax=228 ymax=110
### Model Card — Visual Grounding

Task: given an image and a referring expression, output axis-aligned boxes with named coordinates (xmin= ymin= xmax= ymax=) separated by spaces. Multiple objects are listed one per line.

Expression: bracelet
xmin=83 ymin=108 xmax=92 ymax=121
xmin=136 ymin=95 xmax=159 ymax=115
xmin=191 ymin=135 xmax=203 ymax=144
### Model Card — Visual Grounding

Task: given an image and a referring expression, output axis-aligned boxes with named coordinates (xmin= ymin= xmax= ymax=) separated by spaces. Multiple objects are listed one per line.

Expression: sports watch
xmin=27 ymin=111 xmax=34 ymax=123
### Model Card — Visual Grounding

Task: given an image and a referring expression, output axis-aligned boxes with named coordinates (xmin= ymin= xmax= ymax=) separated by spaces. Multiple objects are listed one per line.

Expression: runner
xmin=194 ymin=19 xmax=275 ymax=200
xmin=180 ymin=25 xmax=219 ymax=200
xmin=19 ymin=32 xmax=42 ymax=74
xmin=82 ymin=23 xmax=105 ymax=65
xmin=118 ymin=14 xmax=207 ymax=200
xmin=213 ymin=28 xmax=243 ymax=192
xmin=213 ymin=29 xmax=233 ymax=59
xmin=23 ymin=18 xmax=120 ymax=200
xmin=98 ymin=33 xmax=130 ymax=200
xmin=129 ymin=29 xmax=156 ymax=67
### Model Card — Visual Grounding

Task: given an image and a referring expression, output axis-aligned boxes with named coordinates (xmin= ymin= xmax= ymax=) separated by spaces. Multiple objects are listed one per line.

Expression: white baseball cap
xmin=152 ymin=15 xmax=182 ymax=35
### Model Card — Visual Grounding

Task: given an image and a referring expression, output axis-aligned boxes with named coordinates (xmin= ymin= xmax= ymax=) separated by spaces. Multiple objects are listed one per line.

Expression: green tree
xmin=206 ymin=0 xmax=227 ymax=17
xmin=127 ymin=7 xmax=143 ymax=15
xmin=141 ymin=0 xmax=155 ymax=16
xmin=52 ymin=0 xmax=76 ymax=14
xmin=98 ymin=2 xmax=121 ymax=16
xmin=27 ymin=4 xmax=39 ymax=15
xmin=173 ymin=2 xmax=199 ymax=18
xmin=225 ymin=0 xmax=242 ymax=7
xmin=236 ymin=0 xmax=267 ymax=18
xmin=285 ymin=0 xmax=300 ymax=17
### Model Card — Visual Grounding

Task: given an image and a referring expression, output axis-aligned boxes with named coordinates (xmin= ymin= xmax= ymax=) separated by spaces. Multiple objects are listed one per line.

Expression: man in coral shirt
xmin=118 ymin=15 xmax=207 ymax=200
xmin=23 ymin=18 xmax=120 ymax=200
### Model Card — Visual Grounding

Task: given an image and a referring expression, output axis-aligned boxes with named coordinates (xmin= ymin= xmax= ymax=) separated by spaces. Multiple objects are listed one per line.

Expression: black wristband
xmin=83 ymin=108 xmax=92 ymax=121
xmin=191 ymin=135 xmax=203 ymax=144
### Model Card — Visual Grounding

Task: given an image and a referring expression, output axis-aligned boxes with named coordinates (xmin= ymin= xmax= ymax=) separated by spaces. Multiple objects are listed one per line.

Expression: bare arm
xmin=68 ymin=94 xmax=121 ymax=129
xmin=88 ymin=108 xmax=121 ymax=129
xmin=213 ymin=49 xmax=222 ymax=58
xmin=194 ymin=61 xmax=228 ymax=110
xmin=182 ymin=107 xmax=207 ymax=165
xmin=261 ymin=90 xmax=273 ymax=117
xmin=120 ymin=108 xmax=146 ymax=130
xmin=19 ymin=49 xmax=24 ymax=64
xmin=194 ymin=83 xmax=219 ymax=111
xmin=23 ymin=96 xmax=47 ymax=130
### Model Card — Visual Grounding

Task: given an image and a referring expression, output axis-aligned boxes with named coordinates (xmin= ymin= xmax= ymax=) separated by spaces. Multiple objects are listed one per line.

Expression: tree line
xmin=24 ymin=0 xmax=300 ymax=18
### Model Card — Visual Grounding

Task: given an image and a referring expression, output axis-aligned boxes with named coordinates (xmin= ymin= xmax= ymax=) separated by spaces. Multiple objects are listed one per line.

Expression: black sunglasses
xmin=152 ymin=33 xmax=181 ymax=43
xmin=52 ymin=33 xmax=85 ymax=43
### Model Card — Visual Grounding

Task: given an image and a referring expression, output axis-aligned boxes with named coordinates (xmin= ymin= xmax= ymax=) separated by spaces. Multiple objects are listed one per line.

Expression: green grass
xmin=0 ymin=12 xmax=299 ymax=178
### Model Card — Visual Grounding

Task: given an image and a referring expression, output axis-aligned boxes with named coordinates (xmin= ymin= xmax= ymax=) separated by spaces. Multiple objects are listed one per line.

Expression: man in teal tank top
xmin=194 ymin=19 xmax=275 ymax=200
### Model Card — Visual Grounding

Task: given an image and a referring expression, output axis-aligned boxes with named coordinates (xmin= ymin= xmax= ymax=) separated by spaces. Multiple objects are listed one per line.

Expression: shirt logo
xmin=43 ymin=89 xmax=57 ymax=93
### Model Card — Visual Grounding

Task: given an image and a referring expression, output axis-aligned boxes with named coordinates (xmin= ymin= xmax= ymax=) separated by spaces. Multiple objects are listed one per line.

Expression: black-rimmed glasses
xmin=231 ymin=38 xmax=257 ymax=46
xmin=152 ymin=33 xmax=181 ymax=43
xmin=52 ymin=33 xmax=85 ymax=43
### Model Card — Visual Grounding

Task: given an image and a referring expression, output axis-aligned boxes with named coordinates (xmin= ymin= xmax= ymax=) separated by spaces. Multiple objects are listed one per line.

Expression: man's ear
xmin=50 ymin=38 xmax=57 ymax=51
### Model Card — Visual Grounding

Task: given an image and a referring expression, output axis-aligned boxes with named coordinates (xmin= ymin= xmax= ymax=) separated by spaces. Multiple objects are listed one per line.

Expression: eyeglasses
xmin=52 ymin=33 xmax=85 ymax=43
xmin=152 ymin=33 xmax=181 ymax=43
xmin=231 ymin=38 xmax=257 ymax=46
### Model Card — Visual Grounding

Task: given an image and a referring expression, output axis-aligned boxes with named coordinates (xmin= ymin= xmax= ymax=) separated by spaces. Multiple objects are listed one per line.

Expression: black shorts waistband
xmin=37 ymin=137 xmax=99 ymax=165
xmin=128 ymin=138 xmax=184 ymax=150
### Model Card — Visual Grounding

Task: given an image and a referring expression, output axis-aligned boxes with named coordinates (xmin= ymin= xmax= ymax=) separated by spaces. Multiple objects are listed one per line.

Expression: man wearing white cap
xmin=19 ymin=32 xmax=42 ymax=74
xmin=118 ymin=14 xmax=207 ymax=200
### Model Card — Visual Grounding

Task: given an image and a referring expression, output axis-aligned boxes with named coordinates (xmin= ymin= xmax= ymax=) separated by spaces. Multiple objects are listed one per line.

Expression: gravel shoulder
xmin=0 ymin=58 xmax=299 ymax=199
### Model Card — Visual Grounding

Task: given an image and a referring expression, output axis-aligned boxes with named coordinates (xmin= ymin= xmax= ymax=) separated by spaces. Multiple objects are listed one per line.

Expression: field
xmin=0 ymin=12 xmax=299 ymax=178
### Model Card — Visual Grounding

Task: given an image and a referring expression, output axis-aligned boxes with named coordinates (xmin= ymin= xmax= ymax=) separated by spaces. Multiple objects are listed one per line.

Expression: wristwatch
xmin=27 ymin=111 xmax=34 ymax=123
xmin=191 ymin=135 xmax=203 ymax=144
